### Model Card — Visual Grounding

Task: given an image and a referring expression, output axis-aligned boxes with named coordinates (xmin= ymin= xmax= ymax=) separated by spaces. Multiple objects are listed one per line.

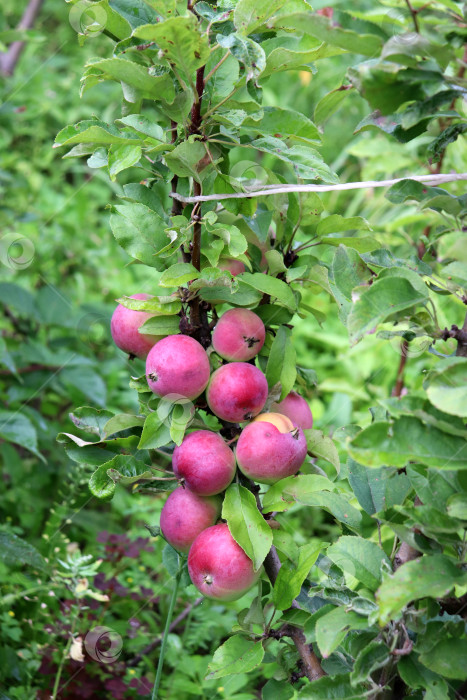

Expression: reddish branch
xmin=0 ymin=0 xmax=45 ymax=76
xmin=441 ymin=314 xmax=467 ymax=357
xmin=391 ymin=340 xmax=409 ymax=397
xmin=263 ymin=548 xmax=326 ymax=681
xmin=186 ymin=64 xmax=211 ymax=347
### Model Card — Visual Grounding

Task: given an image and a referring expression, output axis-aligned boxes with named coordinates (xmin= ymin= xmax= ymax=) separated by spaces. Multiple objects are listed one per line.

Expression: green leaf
xmin=321 ymin=237 xmax=379 ymax=253
xmin=440 ymin=260 xmax=467 ymax=287
xmin=275 ymin=13 xmax=383 ymax=57
xmin=298 ymin=675 xmax=367 ymax=699
xmin=262 ymin=679 xmax=294 ymax=700
xmin=273 ymin=542 xmax=322 ymax=610
xmin=327 ymin=536 xmax=391 ymax=591
xmin=206 ymin=636 xmax=264 ymax=679
xmin=314 ymin=87 xmax=351 ymax=125
xmin=134 ymin=16 xmax=211 ymax=83
xmin=349 ymin=63 xmax=426 ymax=116
xmin=350 ymin=641 xmax=390 ymax=686
xmin=263 ymin=35 xmax=343 ymax=77
xmin=159 ymin=263 xmax=200 ymax=288
xmin=305 ymin=429 xmax=340 ymax=473
xmin=0 ymin=411 xmax=44 ymax=462
xmin=81 ymin=57 xmax=174 ymax=101
xmin=424 ymin=358 xmax=467 ymax=418
xmin=116 ymin=295 xmax=181 ymax=315
xmin=222 ymin=484 xmax=272 ymax=571
xmin=262 ymin=474 xmax=334 ymax=513
xmin=116 ymin=114 xmax=165 ymax=141
xmin=398 ymin=655 xmax=451 ymax=697
xmin=139 ymin=315 xmax=180 ymax=336
xmin=317 ymin=215 xmax=371 ymax=237
xmin=0 ymin=337 xmax=17 ymax=376
xmin=234 ymin=0 xmax=287 ymax=35
xmin=376 ymin=554 xmax=467 ymax=626
xmin=164 ymin=139 xmax=208 ymax=182
xmin=60 ymin=367 xmax=107 ymax=407
xmin=217 ymin=33 xmax=266 ymax=81
xmin=407 ymin=464 xmax=460 ymax=508
xmin=250 ymin=137 xmax=338 ymax=183
xmin=70 ymin=407 xmax=114 ymax=439
xmin=207 ymin=222 xmax=248 ymax=257
xmin=254 ymin=304 xmax=294 ymax=327
xmin=110 ymin=202 xmax=170 ymax=269
xmin=315 ymin=606 xmax=369 ymax=658
xmin=0 ymin=532 xmax=48 ymax=572
xmin=170 ymin=402 xmax=195 ymax=446
xmin=347 ymin=274 xmax=428 ymax=343
xmin=55 ymin=119 xmax=141 ymax=148
xmin=0 ymin=283 xmax=37 ymax=318
xmin=446 ymin=493 xmax=467 ymax=520
xmin=240 ymin=272 xmax=297 ymax=311
xmin=347 ymin=459 xmax=411 ymax=515
xmin=89 ymin=455 xmax=155 ymax=500
xmin=138 ymin=413 xmax=172 ymax=450
xmin=102 ymin=413 xmax=145 ymax=438
xmin=200 ymin=282 xmax=262 ymax=306
xmin=428 ymin=123 xmax=467 ymax=163
xmin=243 ymin=106 xmax=320 ymax=144
xmin=108 ymin=144 xmax=142 ymax=179
xmin=294 ymin=491 xmax=362 ymax=529
xmin=348 ymin=417 xmax=467 ymax=470
xmin=265 ymin=326 xmax=296 ymax=400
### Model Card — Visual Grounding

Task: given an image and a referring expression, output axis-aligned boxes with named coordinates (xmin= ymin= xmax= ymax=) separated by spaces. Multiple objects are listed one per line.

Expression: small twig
xmin=404 ymin=0 xmax=420 ymax=33
xmin=170 ymin=172 xmax=467 ymax=204
xmin=204 ymin=51 xmax=230 ymax=85
xmin=391 ymin=340 xmax=409 ymax=397
xmin=0 ymin=0 xmax=45 ymax=76
xmin=129 ymin=597 xmax=203 ymax=667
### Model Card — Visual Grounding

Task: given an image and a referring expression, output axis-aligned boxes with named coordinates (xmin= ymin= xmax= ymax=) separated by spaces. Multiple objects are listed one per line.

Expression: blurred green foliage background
xmin=1 ymin=1 xmax=466 ymax=697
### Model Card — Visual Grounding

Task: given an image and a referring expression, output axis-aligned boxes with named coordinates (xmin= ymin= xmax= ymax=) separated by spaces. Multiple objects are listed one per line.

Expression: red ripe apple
xmin=236 ymin=412 xmax=307 ymax=484
xmin=271 ymin=391 xmax=313 ymax=430
xmin=212 ymin=308 xmax=265 ymax=362
xmin=146 ymin=335 xmax=210 ymax=400
xmin=188 ymin=523 xmax=260 ymax=601
xmin=206 ymin=362 xmax=268 ymax=423
xmin=218 ymin=258 xmax=245 ymax=276
xmin=172 ymin=430 xmax=236 ymax=496
xmin=159 ymin=486 xmax=221 ymax=553
xmin=110 ymin=293 xmax=163 ymax=359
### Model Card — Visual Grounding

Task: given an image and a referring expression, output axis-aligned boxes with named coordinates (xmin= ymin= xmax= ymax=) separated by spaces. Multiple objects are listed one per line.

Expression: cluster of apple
xmin=111 ymin=294 xmax=312 ymax=601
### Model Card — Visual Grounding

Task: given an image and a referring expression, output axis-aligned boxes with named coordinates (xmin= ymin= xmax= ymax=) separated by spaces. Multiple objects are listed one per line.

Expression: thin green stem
xmin=202 ymin=83 xmax=243 ymax=121
xmin=51 ymin=601 xmax=80 ymax=700
xmin=152 ymin=568 xmax=182 ymax=700
xmin=204 ymin=51 xmax=230 ymax=85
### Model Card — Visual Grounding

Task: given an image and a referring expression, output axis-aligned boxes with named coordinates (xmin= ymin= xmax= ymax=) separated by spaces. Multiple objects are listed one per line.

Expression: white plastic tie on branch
xmin=169 ymin=172 xmax=467 ymax=203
